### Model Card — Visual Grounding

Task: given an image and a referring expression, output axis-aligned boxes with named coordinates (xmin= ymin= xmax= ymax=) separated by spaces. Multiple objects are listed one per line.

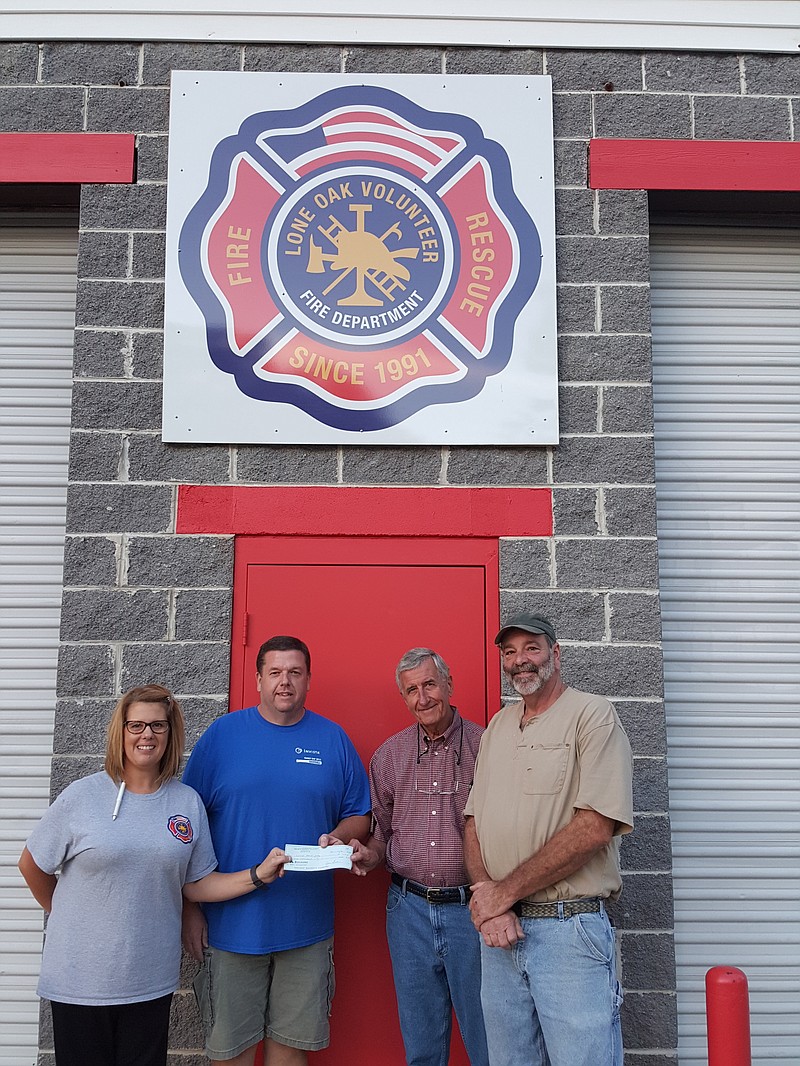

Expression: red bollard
xmin=706 ymin=965 xmax=751 ymax=1066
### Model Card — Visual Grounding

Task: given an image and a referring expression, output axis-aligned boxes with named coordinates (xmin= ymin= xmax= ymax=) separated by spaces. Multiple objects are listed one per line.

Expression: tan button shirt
xmin=464 ymin=687 xmax=633 ymax=902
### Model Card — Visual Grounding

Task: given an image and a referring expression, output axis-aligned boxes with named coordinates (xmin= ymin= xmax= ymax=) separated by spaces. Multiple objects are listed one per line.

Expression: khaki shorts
xmin=193 ymin=939 xmax=335 ymax=1059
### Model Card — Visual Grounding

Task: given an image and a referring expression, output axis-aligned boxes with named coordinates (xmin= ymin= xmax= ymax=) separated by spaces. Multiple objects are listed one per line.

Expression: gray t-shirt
xmin=27 ymin=771 xmax=217 ymax=1005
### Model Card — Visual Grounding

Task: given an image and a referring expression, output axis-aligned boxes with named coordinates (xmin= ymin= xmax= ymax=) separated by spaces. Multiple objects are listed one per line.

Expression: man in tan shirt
xmin=464 ymin=612 xmax=633 ymax=1066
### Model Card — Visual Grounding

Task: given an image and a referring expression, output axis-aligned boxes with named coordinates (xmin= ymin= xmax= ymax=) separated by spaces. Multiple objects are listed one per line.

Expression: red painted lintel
xmin=0 ymin=133 xmax=135 ymax=183
xmin=589 ymin=138 xmax=800 ymax=191
xmin=177 ymin=485 xmax=553 ymax=538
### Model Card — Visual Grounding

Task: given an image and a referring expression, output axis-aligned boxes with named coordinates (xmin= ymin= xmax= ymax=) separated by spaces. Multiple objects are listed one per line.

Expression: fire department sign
xmin=164 ymin=73 xmax=557 ymax=443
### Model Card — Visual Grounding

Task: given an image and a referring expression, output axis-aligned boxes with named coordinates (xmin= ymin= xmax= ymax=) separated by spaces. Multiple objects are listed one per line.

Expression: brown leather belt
xmin=512 ymin=898 xmax=603 ymax=919
xmin=391 ymin=874 xmax=471 ymax=904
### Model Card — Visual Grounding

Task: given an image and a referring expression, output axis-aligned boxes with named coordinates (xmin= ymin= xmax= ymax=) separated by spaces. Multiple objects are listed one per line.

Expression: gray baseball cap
xmin=494 ymin=612 xmax=557 ymax=646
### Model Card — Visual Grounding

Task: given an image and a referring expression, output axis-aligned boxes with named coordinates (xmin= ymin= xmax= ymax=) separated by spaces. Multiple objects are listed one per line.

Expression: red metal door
xmin=231 ymin=536 xmax=500 ymax=1066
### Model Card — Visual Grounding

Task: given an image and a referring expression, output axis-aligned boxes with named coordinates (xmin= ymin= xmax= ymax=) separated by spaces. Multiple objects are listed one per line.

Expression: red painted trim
xmin=0 ymin=134 xmax=135 ymax=183
xmin=589 ymin=139 xmax=800 ymax=191
xmin=177 ymin=485 xmax=553 ymax=537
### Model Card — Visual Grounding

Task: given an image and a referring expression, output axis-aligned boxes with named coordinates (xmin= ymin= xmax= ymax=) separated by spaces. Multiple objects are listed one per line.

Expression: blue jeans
xmin=386 ymin=882 xmax=489 ymax=1066
xmin=479 ymin=906 xmax=623 ymax=1066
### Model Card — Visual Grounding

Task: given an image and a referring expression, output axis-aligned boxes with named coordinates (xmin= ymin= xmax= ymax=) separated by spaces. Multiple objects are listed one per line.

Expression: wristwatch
xmin=249 ymin=865 xmax=268 ymax=888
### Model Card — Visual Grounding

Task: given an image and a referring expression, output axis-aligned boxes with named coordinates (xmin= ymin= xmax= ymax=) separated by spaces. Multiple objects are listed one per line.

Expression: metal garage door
xmin=651 ymin=227 xmax=800 ymax=1064
xmin=0 ymin=223 xmax=77 ymax=1065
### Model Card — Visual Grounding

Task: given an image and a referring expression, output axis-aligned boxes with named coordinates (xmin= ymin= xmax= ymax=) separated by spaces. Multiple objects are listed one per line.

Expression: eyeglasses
xmin=124 ymin=720 xmax=170 ymax=734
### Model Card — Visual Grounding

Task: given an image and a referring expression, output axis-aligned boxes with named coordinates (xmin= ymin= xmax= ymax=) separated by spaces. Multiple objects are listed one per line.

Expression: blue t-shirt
xmin=182 ymin=706 xmax=370 ymax=954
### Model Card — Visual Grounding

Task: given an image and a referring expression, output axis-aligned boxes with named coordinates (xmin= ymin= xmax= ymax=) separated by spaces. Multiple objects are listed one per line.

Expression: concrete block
xmin=745 ymin=54 xmax=800 ymax=95
xmin=128 ymin=436 xmax=230 ymax=483
xmin=136 ymin=135 xmax=169 ymax=182
xmin=610 ymin=591 xmax=662 ymax=643
xmin=694 ymin=94 xmax=790 ymax=140
xmin=559 ymin=384 xmax=598 ymax=434
xmin=618 ymin=1055 xmax=678 ymax=1066
xmin=606 ymin=871 xmax=675 ymax=931
xmin=0 ymin=87 xmax=84 ymax=132
xmin=552 ymin=93 xmax=592 ymax=138
xmin=633 ymin=753 xmax=670 ymax=813
xmin=554 ymin=139 xmax=588 ymax=187
xmin=180 ymin=697 xmax=229 ymax=749
xmin=555 ymin=188 xmax=594 ymax=235
xmin=142 ymin=43 xmax=242 ymax=86
xmin=620 ymin=814 xmax=673 ymax=872
xmin=447 ymin=447 xmax=548 ymax=485
xmin=615 ymin=700 xmax=667 ymax=757
xmin=62 ymin=534 xmax=119 ymax=586
xmin=61 ymin=589 xmax=169 ymax=641
xmin=557 ymin=284 xmax=596 ymax=333
xmin=644 ymin=50 xmax=740 ymax=93
xmin=557 ymin=236 xmax=650 ymax=284
xmin=600 ymin=285 xmax=651 ymax=333
xmin=621 ymin=991 xmax=678 ymax=1050
xmin=236 ymin=445 xmax=338 ymax=484
xmin=552 ymin=435 xmax=655 ymax=485
xmin=53 ymin=697 xmax=117 ymax=755
xmin=343 ymin=46 xmax=442 ymax=74
xmin=37 ymin=997 xmax=53 ymax=1050
xmin=343 ymin=446 xmax=441 ymax=484
xmin=68 ymin=430 xmax=123 ymax=481
xmin=0 ymin=42 xmax=38 ymax=83
xmin=41 ymin=42 xmax=140 ymax=86
xmin=120 ymin=641 xmax=230 ymax=695
xmin=603 ymin=385 xmax=654 ymax=433
xmin=87 ymin=86 xmax=170 ymax=133
xmin=71 ymin=380 xmax=162 ymax=430
xmin=80 ymin=183 xmax=167 ymax=230
xmin=597 ymin=190 xmax=649 ymax=235
xmin=66 ymin=483 xmax=172 ymax=533
xmin=499 ymin=538 xmax=552 ymax=588
xmin=561 ymin=644 xmax=664 ymax=700
xmin=605 ymin=487 xmax=658 ymax=535
xmin=127 ymin=535 xmax=234 ymax=587
xmin=72 ymin=328 xmax=128 ymax=377
xmin=546 ymin=49 xmax=642 ymax=91
xmin=49 ymin=755 xmax=105 ymax=799
xmin=595 ymin=93 xmax=692 ymax=139
xmin=556 ymin=537 xmax=659 ymax=589
xmin=175 ymin=589 xmax=232 ymax=641
xmin=56 ymin=643 xmax=115 ymax=696
xmin=132 ymin=231 xmax=166 ymax=279
xmin=244 ymin=44 xmax=342 ymax=73
xmin=131 ymin=331 xmax=164 ymax=378
xmin=558 ymin=333 xmax=652 ymax=383
xmin=552 ymin=487 xmax=599 ymax=535
xmin=77 ymin=230 xmax=129 ymax=279
xmin=499 ymin=590 xmax=606 ymax=643
xmin=445 ymin=48 xmax=542 ymax=75
xmin=75 ymin=279 xmax=165 ymax=330
xmin=621 ymin=932 xmax=677 ymax=991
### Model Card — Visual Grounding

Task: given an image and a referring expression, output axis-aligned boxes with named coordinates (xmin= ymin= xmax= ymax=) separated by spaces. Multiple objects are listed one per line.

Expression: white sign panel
xmin=163 ymin=72 xmax=557 ymax=444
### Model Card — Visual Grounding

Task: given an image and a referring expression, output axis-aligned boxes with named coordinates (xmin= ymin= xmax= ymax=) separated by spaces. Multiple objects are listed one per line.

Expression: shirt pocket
xmin=518 ymin=743 xmax=569 ymax=795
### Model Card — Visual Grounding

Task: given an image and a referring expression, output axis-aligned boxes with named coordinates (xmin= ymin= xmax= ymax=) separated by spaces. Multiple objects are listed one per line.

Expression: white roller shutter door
xmin=651 ymin=227 xmax=800 ymax=1064
xmin=0 ymin=225 xmax=77 ymax=1066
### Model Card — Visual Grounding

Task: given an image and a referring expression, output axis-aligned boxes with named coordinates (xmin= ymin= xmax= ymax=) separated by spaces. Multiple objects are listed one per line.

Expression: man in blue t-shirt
xmin=182 ymin=635 xmax=371 ymax=1066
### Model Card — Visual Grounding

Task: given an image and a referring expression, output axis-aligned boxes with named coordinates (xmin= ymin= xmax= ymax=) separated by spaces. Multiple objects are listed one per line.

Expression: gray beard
xmin=509 ymin=652 xmax=556 ymax=696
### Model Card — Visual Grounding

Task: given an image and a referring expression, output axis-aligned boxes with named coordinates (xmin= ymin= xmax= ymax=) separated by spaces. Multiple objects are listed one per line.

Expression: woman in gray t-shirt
xmin=18 ymin=684 xmax=290 ymax=1066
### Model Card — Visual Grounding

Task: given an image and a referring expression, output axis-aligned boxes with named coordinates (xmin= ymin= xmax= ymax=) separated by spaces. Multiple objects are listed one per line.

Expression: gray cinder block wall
xmin=6 ymin=37 xmax=794 ymax=1065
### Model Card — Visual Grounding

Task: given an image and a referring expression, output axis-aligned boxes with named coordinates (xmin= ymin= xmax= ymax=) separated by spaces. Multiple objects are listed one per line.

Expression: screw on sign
xmin=706 ymin=966 xmax=751 ymax=1066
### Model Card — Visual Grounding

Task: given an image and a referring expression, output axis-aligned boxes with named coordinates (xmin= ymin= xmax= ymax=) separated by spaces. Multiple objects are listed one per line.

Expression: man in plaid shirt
xmin=341 ymin=647 xmax=489 ymax=1066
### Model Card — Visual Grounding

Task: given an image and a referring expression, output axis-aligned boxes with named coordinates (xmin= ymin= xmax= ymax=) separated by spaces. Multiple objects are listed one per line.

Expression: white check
xmin=284 ymin=844 xmax=353 ymax=872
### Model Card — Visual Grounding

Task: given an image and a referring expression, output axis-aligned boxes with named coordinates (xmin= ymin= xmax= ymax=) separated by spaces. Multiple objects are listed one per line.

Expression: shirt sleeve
xmin=368 ymin=745 xmax=395 ymax=844
xmin=184 ymin=793 xmax=219 ymax=883
xmin=574 ymin=714 xmax=634 ymax=836
xmin=26 ymin=786 xmax=75 ymax=875
xmin=336 ymin=731 xmax=371 ymax=820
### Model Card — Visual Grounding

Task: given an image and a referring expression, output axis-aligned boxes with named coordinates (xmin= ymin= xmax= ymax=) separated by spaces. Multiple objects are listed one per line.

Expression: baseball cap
xmin=494 ymin=612 xmax=557 ymax=646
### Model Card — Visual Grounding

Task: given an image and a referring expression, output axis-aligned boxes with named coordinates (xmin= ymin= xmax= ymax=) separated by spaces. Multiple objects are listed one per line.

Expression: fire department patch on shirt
xmin=167 ymin=815 xmax=193 ymax=843
xmin=177 ymin=83 xmax=542 ymax=432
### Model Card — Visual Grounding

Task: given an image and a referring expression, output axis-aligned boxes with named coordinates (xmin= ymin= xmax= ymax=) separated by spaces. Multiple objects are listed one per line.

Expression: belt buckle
xmin=425 ymin=887 xmax=443 ymax=903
